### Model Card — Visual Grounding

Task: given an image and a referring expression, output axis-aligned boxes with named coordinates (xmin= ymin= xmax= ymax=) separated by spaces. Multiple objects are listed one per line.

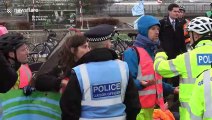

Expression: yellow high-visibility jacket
xmin=154 ymin=39 xmax=212 ymax=120
xmin=189 ymin=69 xmax=212 ymax=120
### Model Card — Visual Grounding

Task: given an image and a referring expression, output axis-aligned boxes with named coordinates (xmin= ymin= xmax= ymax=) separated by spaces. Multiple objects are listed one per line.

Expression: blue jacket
xmin=123 ymin=34 xmax=174 ymax=94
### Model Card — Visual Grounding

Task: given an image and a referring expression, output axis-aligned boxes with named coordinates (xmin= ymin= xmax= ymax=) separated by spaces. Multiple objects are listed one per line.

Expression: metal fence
xmin=8 ymin=29 xmax=68 ymax=44
xmin=8 ymin=29 xmax=136 ymax=44
xmin=103 ymin=2 xmax=211 ymax=17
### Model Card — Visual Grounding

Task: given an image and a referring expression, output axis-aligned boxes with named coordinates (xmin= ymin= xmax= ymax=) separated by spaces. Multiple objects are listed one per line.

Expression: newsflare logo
xmin=7 ymin=9 xmax=12 ymax=13
xmin=6 ymin=8 xmax=39 ymax=14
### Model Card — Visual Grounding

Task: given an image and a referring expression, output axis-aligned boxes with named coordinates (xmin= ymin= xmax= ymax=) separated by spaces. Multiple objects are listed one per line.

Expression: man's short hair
xmin=168 ymin=3 xmax=179 ymax=11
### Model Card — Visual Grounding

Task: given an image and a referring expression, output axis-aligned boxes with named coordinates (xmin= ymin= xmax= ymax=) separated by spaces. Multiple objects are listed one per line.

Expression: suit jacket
xmin=159 ymin=16 xmax=186 ymax=59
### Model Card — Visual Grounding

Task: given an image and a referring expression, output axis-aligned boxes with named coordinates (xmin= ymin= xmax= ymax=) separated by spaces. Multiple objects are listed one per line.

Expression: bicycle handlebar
xmin=44 ymin=29 xmax=56 ymax=37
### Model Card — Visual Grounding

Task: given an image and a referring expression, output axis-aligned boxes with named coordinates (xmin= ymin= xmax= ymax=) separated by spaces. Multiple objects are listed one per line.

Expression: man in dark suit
xmin=159 ymin=3 xmax=186 ymax=60
xmin=159 ymin=4 xmax=186 ymax=115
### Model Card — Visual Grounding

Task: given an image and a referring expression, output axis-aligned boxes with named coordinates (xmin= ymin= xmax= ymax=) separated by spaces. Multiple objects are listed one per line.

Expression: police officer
xmin=154 ymin=16 xmax=212 ymax=120
xmin=60 ymin=24 xmax=141 ymax=120
xmin=0 ymin=32 xmax=31 ymax=92
xmin=189 ymin=67 xmax=212 ymax=120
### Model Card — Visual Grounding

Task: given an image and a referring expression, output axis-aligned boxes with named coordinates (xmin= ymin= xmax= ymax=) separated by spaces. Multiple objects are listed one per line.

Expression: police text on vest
xmin=197 ymin=54 xmax=212 ymax=65
xmin=92 ymin=82 xmax=121 ymax=99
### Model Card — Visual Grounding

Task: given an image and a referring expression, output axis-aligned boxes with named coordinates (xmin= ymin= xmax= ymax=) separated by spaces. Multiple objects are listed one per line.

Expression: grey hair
xmin=89 ymin=40 xmax=111 ymax=50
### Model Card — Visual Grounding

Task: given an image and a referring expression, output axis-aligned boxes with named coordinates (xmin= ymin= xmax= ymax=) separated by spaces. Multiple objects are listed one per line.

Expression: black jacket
xmin=159 ymin=16 xmax=186 ymax=59
xmin=34 ymin=66 xmax=64 ymax=92
xmin=0 ymin=54 xmax=19 ymax=93
xmin=60 ymin=48 xmax=141 ymax=120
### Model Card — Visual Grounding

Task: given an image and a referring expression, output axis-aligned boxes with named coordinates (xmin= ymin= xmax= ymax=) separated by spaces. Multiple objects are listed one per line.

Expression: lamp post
xmin=79 ymin=0 xmax=83 ymax=29
xmin=32 ymin=0 xmax=35 ymax=29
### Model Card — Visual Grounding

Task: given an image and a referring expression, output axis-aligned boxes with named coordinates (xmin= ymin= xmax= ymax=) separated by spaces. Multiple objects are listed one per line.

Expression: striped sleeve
xmin=154 ymin=52 xmax=183 ymax=78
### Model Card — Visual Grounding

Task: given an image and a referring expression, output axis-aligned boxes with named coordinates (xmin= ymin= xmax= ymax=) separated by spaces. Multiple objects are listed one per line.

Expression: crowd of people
xmin=0 ymin=3 xmax=212 ymax=120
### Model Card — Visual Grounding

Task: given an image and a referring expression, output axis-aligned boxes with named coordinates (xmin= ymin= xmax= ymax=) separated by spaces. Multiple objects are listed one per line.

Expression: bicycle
xmin=33 ymin=27 xmax=82 ymax=78
xmin=111 ymin=31 xmax=134 ymax=58
xmin=32 ymin=29 xmax=59 ymax=58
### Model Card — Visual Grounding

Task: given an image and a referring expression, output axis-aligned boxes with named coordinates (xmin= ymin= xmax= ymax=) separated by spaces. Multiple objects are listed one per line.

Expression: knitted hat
xmin=84 ymin=24 xmax=115 ymax=42
xmin=137 ymin=15 xmax=160 ymax=37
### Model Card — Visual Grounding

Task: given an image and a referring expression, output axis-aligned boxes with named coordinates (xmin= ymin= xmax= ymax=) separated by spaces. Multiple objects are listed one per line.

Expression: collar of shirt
xmin=169 ymin=17 xmax=175 ymax=23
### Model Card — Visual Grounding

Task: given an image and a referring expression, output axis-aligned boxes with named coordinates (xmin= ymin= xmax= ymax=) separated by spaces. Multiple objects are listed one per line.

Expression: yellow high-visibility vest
xmin=154 ymin=40 xmax=212 ymax=120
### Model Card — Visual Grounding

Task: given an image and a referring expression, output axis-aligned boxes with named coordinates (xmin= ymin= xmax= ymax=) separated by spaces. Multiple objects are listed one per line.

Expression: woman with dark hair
xmin=34 ymin=34 xmax=90 ymax=93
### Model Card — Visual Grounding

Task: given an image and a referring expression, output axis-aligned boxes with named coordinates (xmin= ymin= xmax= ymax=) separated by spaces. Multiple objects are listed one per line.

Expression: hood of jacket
xmin=137 ymin=15 xmax=160 ymax=37
xmin=133 ymin=34 xmax=160 ymax=56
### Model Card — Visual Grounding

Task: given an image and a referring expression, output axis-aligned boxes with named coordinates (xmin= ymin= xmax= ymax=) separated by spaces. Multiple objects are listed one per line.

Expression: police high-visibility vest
xmin=134 ymin=47 xmax=165 ymax=110
xmin=73 ymin=59 xmax=129 ymax=120
xmin=189 ymin=69 xmax=212 ymax=120
xmin=154 ymin=40 xmax=212 ymax=120
xmin=13 ymin=64 xmax=32 ymax=89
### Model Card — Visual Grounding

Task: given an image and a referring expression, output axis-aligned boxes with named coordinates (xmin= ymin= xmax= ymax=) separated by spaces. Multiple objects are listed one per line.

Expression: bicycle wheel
xmin=33 ymin=43 xmax=51 ymax=58
xmin=26 ymin=43 xmax=35 ymax=52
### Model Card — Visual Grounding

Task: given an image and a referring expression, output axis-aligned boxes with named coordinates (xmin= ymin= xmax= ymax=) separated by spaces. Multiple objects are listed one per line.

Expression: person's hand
xmin=164 ymin=102 xmax=169 ymax=110
xmin=23 ymin=85 xmax=36 ymax=96
xmin=174 ymin=86 xmax=179 ymax=94
xmin=59 ymin=78 xmax=69 ymax=94
xmin=140 ymin=80 xmax=156 ymax=87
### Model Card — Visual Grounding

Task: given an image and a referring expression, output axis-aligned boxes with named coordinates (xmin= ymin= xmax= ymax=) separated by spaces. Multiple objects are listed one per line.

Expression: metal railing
xmin=103 ymin=3 xmax=211 ymax=17
xmin=8 ymin=29 xmax=68 ymax=44
xmin=8 ymin=29 xmax=136 ymax=44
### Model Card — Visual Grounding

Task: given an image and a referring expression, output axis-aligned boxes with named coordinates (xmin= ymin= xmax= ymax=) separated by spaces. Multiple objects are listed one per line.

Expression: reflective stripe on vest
xmin=138 ymin=79 xmax=163 ymax=96
xmin=203 ymin=70 xmax=212 ymax=118
xmin=134 ymin=47 xmax=165 ymax=110
xmin=79 ymin=115 xmax=126 ymax=120
xmin=74 ymin=60 xmax=128 ymax=119
xmin=19 ymin=64 xmax=32 ymax=88
xmin=184 ymin=53 xmax=196 ymax=84
xmin=137 ymin=74 xmax=154 ymax=81
xmin=169 ymin=60 xmax=179 ymax=76
xmin=181 ymin=102 xmax=202 ymax=120
xmin=139 ymin=89 xmax=156 ymax=96
xmin=117 ymin=60 xmax=128 ymax=101
xmin=156 ymin=52 xmax=196 ymax=84
xmin=155 ymin=56 xmax=166 ymax=61
xmin=79 ymin=60 xmax=127 ymax=106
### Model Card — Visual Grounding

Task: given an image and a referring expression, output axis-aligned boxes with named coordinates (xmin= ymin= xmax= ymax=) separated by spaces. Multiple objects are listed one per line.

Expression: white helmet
xmin=187 ymin=17 xmax=212 ymax=35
